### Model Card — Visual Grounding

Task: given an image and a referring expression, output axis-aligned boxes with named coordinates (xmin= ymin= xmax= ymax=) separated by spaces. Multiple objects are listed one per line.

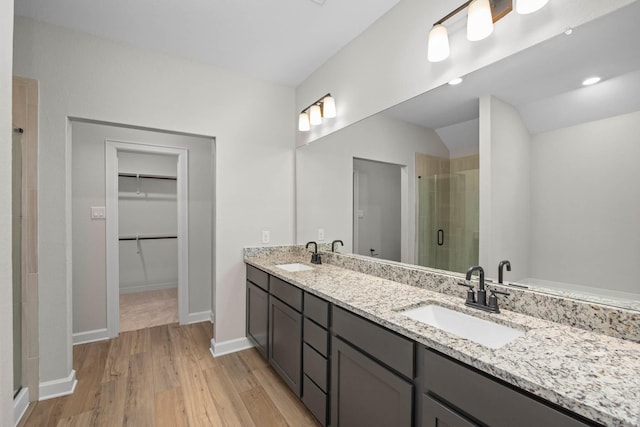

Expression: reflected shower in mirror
xmin=296 ymin=2 xmax=640 ymax=309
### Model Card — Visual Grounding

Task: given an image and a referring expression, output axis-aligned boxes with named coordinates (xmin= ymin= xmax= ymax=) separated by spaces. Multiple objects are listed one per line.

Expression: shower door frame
xmin=105 ymin=140 xmax=189 ymax=338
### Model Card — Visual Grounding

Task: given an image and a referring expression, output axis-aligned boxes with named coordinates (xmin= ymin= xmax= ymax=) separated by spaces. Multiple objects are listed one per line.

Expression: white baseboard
xmin=187 ymin=310 xmax=213 ymax=324
xmin=73 ymin=328 xmax=110 ymax=345
xmin=14 ymin=387 xmax=29 ymax=426
xmin=119 ymin=282 xmax=178 ymax=294
xmin=39 ymin=370 xmax=77 ymax=401
xmin=210 ymin=337 xmax=254 ymax=357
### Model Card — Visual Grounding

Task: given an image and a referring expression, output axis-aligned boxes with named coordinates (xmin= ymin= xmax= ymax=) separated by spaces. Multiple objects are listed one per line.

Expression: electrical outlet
xmin=262 ymin=230 xmax=270 ymax=244
xmin=318 ymin=228 xmax=325 ymax=241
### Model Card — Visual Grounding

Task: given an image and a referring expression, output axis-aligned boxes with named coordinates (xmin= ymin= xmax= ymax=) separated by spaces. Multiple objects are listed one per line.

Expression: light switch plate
xmin=91 ymin=206 xmax=106 ymax=219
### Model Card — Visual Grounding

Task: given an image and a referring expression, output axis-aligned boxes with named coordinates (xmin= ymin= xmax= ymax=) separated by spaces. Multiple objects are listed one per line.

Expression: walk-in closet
xmin=117 ymin=151 xmax=179 ymax=332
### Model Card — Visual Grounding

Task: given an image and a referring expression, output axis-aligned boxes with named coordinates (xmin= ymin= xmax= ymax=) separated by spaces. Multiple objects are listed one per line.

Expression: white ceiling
xmin=384 ymin=1 xmax=640 ymax=150
xmin=14 ymin=0 xmax=401 ymax=87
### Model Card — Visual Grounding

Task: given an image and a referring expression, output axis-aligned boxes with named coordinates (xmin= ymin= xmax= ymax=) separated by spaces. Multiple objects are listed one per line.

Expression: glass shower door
xmin=13 ymin=127 xmax=23 ymax=397
xmin=417 ymin=171 xmax=477 ymax=274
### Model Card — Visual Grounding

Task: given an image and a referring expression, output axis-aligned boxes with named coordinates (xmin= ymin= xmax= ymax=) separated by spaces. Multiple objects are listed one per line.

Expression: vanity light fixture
xmin=582 ymin=76 xmax=601 ymax=86
xmin=427 ymin=0 xmax=550 ymax=62
xmin=298 ymin=93 xmax=336 ymax=131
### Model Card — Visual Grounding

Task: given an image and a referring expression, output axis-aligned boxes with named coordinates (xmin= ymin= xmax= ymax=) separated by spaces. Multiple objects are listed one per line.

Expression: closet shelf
xmin=118 ymin=172 xmax=177 ymax=181
xmin=119 ymin=234 xmax=177 ymax=241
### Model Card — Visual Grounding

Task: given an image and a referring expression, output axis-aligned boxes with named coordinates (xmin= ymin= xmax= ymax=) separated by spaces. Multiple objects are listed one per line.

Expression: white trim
xmin=14 ymin=388 xmax=29 ymax=427
xmin=105 ymin=140 xmax=189 ymax=339
xmin=72 ymin=328 xmax=109 ymax=345
xmin=187 ymin=310 xmax=213 ymax=324
xmin=39 ymin=370 xmax=77 ymax=401
xmin=210 ymin=337 xmax=254 ymax=357
xmin=119 ymin=282 xmax=178 ymax=294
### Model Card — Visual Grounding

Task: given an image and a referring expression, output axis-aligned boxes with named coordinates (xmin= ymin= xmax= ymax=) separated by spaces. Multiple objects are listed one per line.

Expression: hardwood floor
xmin=119 ymin=288 xmax=178 ymax=332
xmin=19 ymin=323 xmax=320 ymax=427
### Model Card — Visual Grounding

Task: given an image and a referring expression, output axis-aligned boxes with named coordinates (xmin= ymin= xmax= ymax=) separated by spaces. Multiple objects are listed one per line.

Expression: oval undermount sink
xmin=401 ymin=304 xmax=525 ymax=349
xmin=275 ymin=263 xmax=314 ymax=272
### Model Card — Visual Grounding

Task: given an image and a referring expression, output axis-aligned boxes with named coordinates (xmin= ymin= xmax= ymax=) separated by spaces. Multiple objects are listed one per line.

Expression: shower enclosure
xmin=416 ymin=154 xmax=479 ymax=274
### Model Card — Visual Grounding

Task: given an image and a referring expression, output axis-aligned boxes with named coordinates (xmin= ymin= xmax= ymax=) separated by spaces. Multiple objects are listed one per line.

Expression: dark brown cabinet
xmin=418 ymin=347 xmax=593 ymax=427
xmin=331 ymin=336 xmax=413 ymax=427
xmin=246 ymin=281 xmax=269 ymax=358
xmin=245 ymin=265 xmax=269 ymax=358
xmin=269 ymin=295 xmax=302 ymax=396
xmin=301 ymin=292 xmax=331 ymax=425
xmin=421 ymin=395 xmax=478 ymax=427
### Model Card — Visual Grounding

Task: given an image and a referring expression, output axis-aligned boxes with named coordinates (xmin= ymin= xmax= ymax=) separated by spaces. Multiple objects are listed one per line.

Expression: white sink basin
xmin=275 ymin=263 xmax=314 ymax=272
xmin=401 ymin=304 xmax=525 ymax=349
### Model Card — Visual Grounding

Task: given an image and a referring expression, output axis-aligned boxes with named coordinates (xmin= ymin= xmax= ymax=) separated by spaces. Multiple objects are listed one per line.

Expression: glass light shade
xmin=427 ymin=24 xmax=450 ymax=62
xmin=298 ymin=112 xmax=310 ymax=131
xmin=515 ymin=0 xmax=549 ymax=14
xmin=467 ymin=0 xmax=494 ymax=41
xmin=322 ymin=95 xmax=336 ymax=118
xmin=309 ymin=104 xmax=322 ymax=125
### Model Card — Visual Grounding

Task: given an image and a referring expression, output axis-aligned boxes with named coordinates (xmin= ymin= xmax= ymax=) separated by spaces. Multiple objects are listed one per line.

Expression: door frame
xmin=105 ymin=140 xmax=189 ymax=338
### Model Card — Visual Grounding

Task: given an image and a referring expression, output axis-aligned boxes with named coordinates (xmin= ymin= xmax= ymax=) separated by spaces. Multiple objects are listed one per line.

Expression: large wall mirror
xmin=296 ymin=2 xmax=640 ymax=310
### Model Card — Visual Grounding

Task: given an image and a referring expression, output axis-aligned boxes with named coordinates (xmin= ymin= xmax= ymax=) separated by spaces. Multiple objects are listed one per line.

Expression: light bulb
xmin=515 ymin=0 xmax=549 ymax=14
xmin=309 ymin=105 xmax=322 ymax=125
xmin=427 ymin=24 xmax=450 ymax=62
xmin=322 ymin=95 xmax=336 ymax=118
xmin=467 ymin=0 xmax=494 ymax=41
xmin=298 ymin=112 xmax=310 ymax=131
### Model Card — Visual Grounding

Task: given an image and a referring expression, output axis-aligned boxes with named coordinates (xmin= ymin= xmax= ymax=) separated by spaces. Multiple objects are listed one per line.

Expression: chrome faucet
xmin=306 ymin=241 xmax=322 ymax=264
xmin=331 ymin=239 xmax=344 ymax=253
xmin=458 ymin=265 xmax=509 ymax=313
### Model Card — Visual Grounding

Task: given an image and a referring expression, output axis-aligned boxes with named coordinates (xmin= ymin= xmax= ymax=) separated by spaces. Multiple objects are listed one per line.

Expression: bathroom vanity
xmin=244 ymin=247 xmax=640 ymax=427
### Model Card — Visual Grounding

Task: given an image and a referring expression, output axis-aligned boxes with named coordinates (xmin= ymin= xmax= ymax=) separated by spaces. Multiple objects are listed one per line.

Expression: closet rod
xmin=118 ymin=172 xmax=177 ymax=181
xmin=119 ymin=235 xmax=177 ymax=241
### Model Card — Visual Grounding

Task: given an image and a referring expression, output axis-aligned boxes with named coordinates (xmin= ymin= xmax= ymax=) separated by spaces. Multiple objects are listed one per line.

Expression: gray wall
xmin=530 ymin=110 xmax=640 ymax=293
xmin=71 ymin=121 xmax=213 ymax=334
xmin=118 ymin=151 xmax=178 ymax=294
xmin=479 ymin=96 xmax=531 ymax=279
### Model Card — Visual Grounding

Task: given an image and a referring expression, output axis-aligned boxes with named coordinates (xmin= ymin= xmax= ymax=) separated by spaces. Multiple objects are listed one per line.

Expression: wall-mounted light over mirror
xmin=428 ymin=0 xmax=549 ymax=62
xmin=298 ymin=93 xmax=336 ymax=131
xmin=296 ymin=1 xmax=640 ymax=311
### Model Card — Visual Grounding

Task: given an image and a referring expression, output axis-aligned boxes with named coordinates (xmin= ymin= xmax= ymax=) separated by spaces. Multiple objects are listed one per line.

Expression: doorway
xmin=353 ymin=158 xmax=402 ymax=262
xmin=106 ymin=141 xmax=189 ymax=337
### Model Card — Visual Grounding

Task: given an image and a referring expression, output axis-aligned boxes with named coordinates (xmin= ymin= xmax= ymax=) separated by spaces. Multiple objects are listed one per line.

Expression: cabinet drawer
xmin=270 ymin=276 xmax=302 ymax=312
xmin=304 ymin=317 xmax=328 ymax=356
xmin=332 ymin=306 xmax=414 ymax=378
xmin=246 ymin=265 xmax=268 ymax=291
xmin=421 ymin=394 xmax=479 ymax=427
xmin=303 ymin=343 xmax=328 ymax=392
xmin=422 ymin=348 xmax=590 ymax=427
xmin=304 ymin=292 xmax=329 ymax=327
xmin=302 ymin=374 xmax=328 ymax=426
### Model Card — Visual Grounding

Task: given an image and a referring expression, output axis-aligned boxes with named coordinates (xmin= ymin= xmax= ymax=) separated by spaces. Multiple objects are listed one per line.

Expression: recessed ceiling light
xmin=582 ymin=76 xmax=601 ymax=86
xmin=448 ymin=77 xmax=463 ymax=86
xmin=564 ymin=27 xmax=573 ymax=35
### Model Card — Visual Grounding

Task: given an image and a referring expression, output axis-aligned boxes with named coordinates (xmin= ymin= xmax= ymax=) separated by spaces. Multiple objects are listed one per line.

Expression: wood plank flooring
xmin=119 ymin=288 xmax=178 ymax=332
xmin=19 ymin=323 xmax=320 ymax=427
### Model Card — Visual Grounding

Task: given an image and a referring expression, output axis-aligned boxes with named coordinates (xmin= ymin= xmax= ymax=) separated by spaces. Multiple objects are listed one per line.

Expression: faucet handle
xmin=487 ymin=288 xmax=509 ymax=312
xmin=457 ymin=282 xmax=476 ymax=304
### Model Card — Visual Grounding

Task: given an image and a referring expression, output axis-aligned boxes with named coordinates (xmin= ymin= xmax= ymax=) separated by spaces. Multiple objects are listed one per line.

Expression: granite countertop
xmin=245 ymin=256 xmax=640 ymax=427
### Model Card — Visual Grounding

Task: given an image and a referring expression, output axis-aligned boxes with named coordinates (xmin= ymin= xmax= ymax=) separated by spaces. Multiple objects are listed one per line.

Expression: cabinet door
xmin=246 ymin=281 xmax=268 ymax=358
xmin=331 ymin=337 xmax=412 ymax=427
xmin=422 ymin=394 xmax=479 ymax=427
xmin=269 ymin=296 xmax=302 ymax=396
